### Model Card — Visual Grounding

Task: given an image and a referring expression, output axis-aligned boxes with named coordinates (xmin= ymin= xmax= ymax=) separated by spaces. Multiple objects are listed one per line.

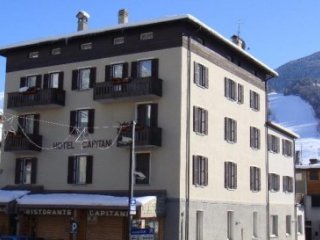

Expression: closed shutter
xmin=58 ymin=72 xmax=64 ymax=90
xmin=258 ymin=168 xmax=261 ymax=191
xmin=69 ymin=111 xmax=77 ymax=134
xmin=137 ymin=105 xmax=147 ymax=126
xmin=234 ymin=120 xmax=237 ymax=142
xmin=268 ymin=174 xmax=271 ymax=190
xmin=276 ymin=137 xmax=280 ymax=153
xmin=33 ymin=114 xmax=40 ymax=135
xmin=31 ymin=158 xmax=37 ymax=184
xmin=224 ymin=162 xmax=228 ymax=188
xmin=72 ymin=70 xmax=78 ymax=90
xmin=194 ymin=62 xmax=199 ymax=84
xmin=105 ymin=65 xmax=112 ymax=81
xmin=20 ymin=77 xmax=27 ymax=88
xmin=224 ymin=78 xmax=228 ymax=97
xmin=238 ymin=84 xmax=243 ymax=103
xmin=36 ymin=75 xmax=42 ymax=88
xmin=193 ymin=107 xmax=198 ymax=133
xmin=250 ymin=127 xmax=253 ymax=148
xmin=86 ymin=156 xmax=93 ymax=184
xmin=282 ymin=139 xmax=285 ymax=155
xmin=250 ymin=167 xmax=253 ymax=190
xmin=205 ymin=110 xmax=208 ymax=135
xmin=257 ymin=129 xmax=260 ymax=149
xmin=123 ymin=62 xmax=129 ymax=78
xmin=150 ymin=104 xmax=158 ymax=127
xmin=67 ymin=156 xmax=75 ymax=184
xmin=250 ymin=91 xmax=253 ymax=108
xmin=193 ymin=155 xmax=198 ymax=185
xmin=43 ymin=74 xmax=49 ymax=89
xmin=15 ymin=159 xmax=23 ymax=184
xmin=234 ymin=163 xmax=237 ymax=189
xmin=131 ymin=62 xmax=137 ymax=78
xmin=224 ymin=118 xmax=228 ymax=140
xmin=151 ymin=59 xmax=159 ymax=78
xmin=267 ymin=134 xmax=272 ymax=151
xmin=89 ymin=67 xmax=96 ymax=88
xmin=257 ymin=94 xmax=260 ymax=110
xmin=204 ymin=157 xmax=208 ymax=186
xmin=204 ymin=66 xmax=209 ymax=88
xmin=88 ymin=109 xmax=95 ymax=133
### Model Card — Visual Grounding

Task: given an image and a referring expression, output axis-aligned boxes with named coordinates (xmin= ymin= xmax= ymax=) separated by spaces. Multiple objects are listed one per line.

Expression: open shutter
xmin=234 ymin=120 xmax=237 ymax=142
xmin=257 ymin=94 xmax=260 ymax=110
xmin=193 ymin=107 xmax=199 ymax=133
xmin=204 ymin=157 xmax=208 ymax=186
xmin=72 ymin=70 xmax=78 ymax=90
xmin=131 ymin=61 xmax=138 ymax=78
xmin=151 ymin=59 xmax=159 ymax=78
xmin=123 ymin=62 xmax=129 ymax=78
xmin=67 ymin=156 xmax=75 ymax=184
xmin=31 ymin=158 xmax=37 ymax=184
xmin=250 ymin=91 xmax=253 ymax=108
xmin=282 ymin=139 xmax=285 ymax=155
xmin=194 ymin=62 xmax=199 ymax=84
xmin=250 ymin=167 xmax=253 ymax=191
xmin=267 ymin=134 xmax=272 ymax=151
xmin=15 ymin=159 xmax=23 ymax=184
xmin=20 ymin=77 xmax=27 ymax=88
xmin=43 ymin=74 xmax=49 ymax=89
xmin=224 ymin=162 xmax=228 ymax=188
xmin=257 ymin=129 xmax=261 ymax=149
xmin=17 ymin=116 xmax=24 ymax=134
xmin=258 ymin=168 xmax=261 ymax=191
xmin=36 ymin=75 xmax=42 ymax=88
xmin=150 ymin=104 xmax=158 ymax=127
xmin=224 ymin=118 xmax=228 ymax=140
xmin=250 ymin=127 xmax=253 ymax=148
xmin=204 ymin=66 xmax=209 ymax=88
xmin=89 ymin=67 xmax=96 ymax=88
xmin=105 ymin=65 xmax=112 ymax=81
xmin=58 ymin=72 xmax=64 ymax=90
xmin=234 ymin=163 xmax=237 ymax=189
xmin=69 ymin=111 xmax=77 ymax=134
xmin=224 ymin=78 xmax=228 ymax=97
xmin=33 ymin=114 xmax=40 ymax=135
xmin=86 ymin=156 xmax=93 ymax=184
xmin=192 ymin=155 xmax=198 ymax=185
xmin=88 ymin=109 xmax=95 ymax=133
xmin=204 ymin=110 xmax=208 ymax=135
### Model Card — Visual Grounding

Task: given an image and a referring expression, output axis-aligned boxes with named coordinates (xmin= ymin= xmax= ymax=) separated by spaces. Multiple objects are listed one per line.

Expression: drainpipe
xmin=293 ymin=139 xmax=298 ymax=240
xmin=265 ymin=81 xmax=270 ymax=240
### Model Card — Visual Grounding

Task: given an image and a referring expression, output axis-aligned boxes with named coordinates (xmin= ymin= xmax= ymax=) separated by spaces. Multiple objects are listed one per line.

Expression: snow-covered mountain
xmin=268 ymin=92 xmax=320 ymax=164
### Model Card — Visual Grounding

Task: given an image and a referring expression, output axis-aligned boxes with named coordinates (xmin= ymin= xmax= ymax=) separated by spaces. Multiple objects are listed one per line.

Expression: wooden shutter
xmin=137 ymin=104 xmax=147 ymax=126
xmin=224 ymin=118 xmax=228 ymax=140
xmin=224 ymin=162 xmax=228 ymax=188
xmin=234 ymin=163 xmax=237 ymax=189
xmin=86 ymin=156 xmax=93 ymax=184
xmin=123 ymin=62 xmax=129 ymax=78
xmin=72 ymin=70 xmax=78 ymax=90
xmin=105 ymin=65 xmax=112 ymax=81
xmin=258 ymin=168 xmax=261 ymax=191
xmin=136 ymin=153 xmax=150 ymax=184
xmin=194 ymin=62 xmax=199 ymax=84
xmin=58 ymin=72 xmax=64 ymax=90
xmin=282 ymin=139 xmax=285 ymax=155
xmin=69 ymin=111 xmax=77 ymax=134
xmin=204 ymin=110 xmax=208 ymax=135
xmin=267 ymin=134 xmax=272 ymax=151
xmin=238 ymin=84 xmax=243 ymax=103
xmin=268 ymin=174 xmax=272 ymax=190
xmin=204 ymin=66 xmax=209 ymax=88
xmin=67 ymin=156 xmax=75 ymax=184
xmin=131 ymin=61 xmax=138 ymax=78
xmin=43 ymin=74 xmax=49 ymax=89
xmin=36 ymin=75 xmax=42 ymax=88
xmin=15 ymin=159 xmax=23 ymax=184
xmin=17 ymin=116 xmax=24 ymax=134
xmin=234 ymin=120 xmax=237 ymax=142
xmin=250 ymin=91 xmax=253 ymax=108
xmin=257 ymin=94 xmax=260 ymax=110
xmin=193 ymin=106 xmax=198 ymax=133
xmin=224 ymin=78 xmax=228 ymax=97
xmin=257 ymin=129 xmax=260 ymax=149
xmin=250 ymin=167 xmax=254 ymax=190
xmin=33 ymin=114 xmax=40 ymax=135
xmin=20 ymin=77 xmax=27 ymax=88
xmin=89 ymin=67 xmax=96 ymax=88
xmin=204 ymin=157 xmax=208 ymax=186
xmin=31 ymin=158 xmax=37 ymax=184
xmin=151 ymin=59 xmax=159 ymax=78
xmin=250 ymin=127 xmax=253 ymax=148
xmin=150 ymin=104 xmax=158 ymax=127
xmin=193 ymin=155 xmax=198 ymax=185
xmin=88 ymin=109 xmax=95 ymax=133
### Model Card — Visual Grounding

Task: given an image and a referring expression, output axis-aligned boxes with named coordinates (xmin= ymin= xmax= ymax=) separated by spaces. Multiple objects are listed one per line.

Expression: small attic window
xmin=140 ymin=32 xmax=153 ymax=40
xmin=113 ymin=37 xmax=124 ymax=45
xmin=80 ymin=42 xmax=92 ymax=50
xmin=51 ymin=48 xmax=61 ymax=55
xmin=28 ymin=51 xmax=39 ymax=59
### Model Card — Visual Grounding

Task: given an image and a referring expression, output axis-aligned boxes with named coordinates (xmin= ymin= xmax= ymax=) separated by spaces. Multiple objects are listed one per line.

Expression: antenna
xmin=237 ymin=19 xmax=243 ymax=37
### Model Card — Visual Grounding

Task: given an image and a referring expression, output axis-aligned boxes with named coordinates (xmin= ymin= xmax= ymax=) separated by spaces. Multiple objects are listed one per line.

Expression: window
xmin=224 ymin=78 xmax=237 ymax=101
xmin=270 ymin=215 xmax=278 ymax=237
xmin=43 ymin=72 xmax=64 ymax=89
xmin=18 ymin=114 xmax=39 ymax=135
xmin=28 ymin=51 xmax=39 ymax=59
xmin=253 ymin=212 xmax=258 ymax=238
xmin=105 ymin=63 xmax=129 ymax=81
xmin=283 ymin=176 xmax=293 ymax=193
xmin=194 ymin=62 xmax=208 ymax=88
xmin=68 ymin=155 xmax=93 ymax=184
xmin=193 ymin=107 xmax=208 ymax=135
xmin=227 ymin=211 xmax=234 ymax=240
xmin=51 ymin=48 xmax=61 ymax=55
xmin=196 ymin=211 xmax=203 ymax=240
xmin=113 ymin=37 xmax=124 ymax=45
xmin=80 ymin=42 xmax=92 ymax=50
xmin=20 ymin=75 xmax=41 ymax=89
xmin=72 ymin=67 xmax=96 ymax=90
xmin=309 ymin=169 xmax=319 ymax=180
xmin=137 ymin=104 xmax=158 ymax=127
xmin=225 ymin=162 xmax=237 ymax=190
xmin=131 ymin=59 xmax=159 ymax=79
xmin=70 ymin=109 xmax=95 ymax=134
xmin=140 ymin=32 xmax=153 ymax=40
xmin=250 ymin=90 xmax=260 ymax=111
xmin=269 ymin=173 xmax=280 ymax=192
xmin=297 ymin=215 xmax=303 ymax=234
xmin=267 ymin=134 xmax=280 ymax=153
xmin=193 ymin=155 xmax=208 ymax=186
xmin=250 ymin=167 xmax=261 ymax=192
xmin=15 ymin=158 xmax=37 ymax=184
xmin=282 ymin=139 xmax=293 ymax=157
xmin=312 ymin=195 xmax=320 ymax=207
xmin=237 ymin=84 xmax=244 ymax=104
xmin=286 ymin=215 xmax=291 ymax=235
xmin=224 ymin=117 xmax=237 ymax=143
xmin=250 ymin=127 xmax=260 ymax=149
xmin=135 ymin=153 xmax=150 ymax=184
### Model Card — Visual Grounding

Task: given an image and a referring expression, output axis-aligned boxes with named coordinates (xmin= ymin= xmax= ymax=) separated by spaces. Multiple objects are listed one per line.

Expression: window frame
xmin=80 ymin=42 xmax=93 ymax=50
xmin=253 ymin=212 xmax=258 ymax=238
xmin=18 ymin=114 xmax=39 ymax=135
xmin=28 ymin=51 xmax=39 ymax=59
xmin=267 ymin=134 xmax=280 ymax=153
xmin=72 ymin=67 xmax=96 ymax=90
xmin=194 ymin=62 xmax=208 ymax=88
xmin=135 ymin=152 xmax=151 ymax=185
xmin=250 ymin=127 xmax=260 ymax=149
xmin=250 ymin=167 xmax=261 ymax=192
xmin=193 ymin=155 xmax=208 ymax=187
xmin=250 ymin=90 xmax=260 ymax=111
xmin=227 ymin=211 xmax=234 ymax=240
xmin=225 ymin=162 xmax=237 ymax=190
xmin=224 ymin=117 xmax=237 ymax=143
xmin=67 ymin=155 xmax=93 ymax=185
xmin=270 ymin=215 xmax=278 ymax=237
xmin=15 ymin=158 xmax=37 ymax=185
xmin=269 ymin=173 xmax=280 ymax=192
xmin=286 ymin=215 xmax=291 ymax=236
xmin=193 ymin=106 xmax=208 ymax=135
xmin=282 ymin=139 xmax=293 ymax=157
xmin=224 ymin=78 xmax=237 ymax=101
xmin=283 ymin=176 xmax=293 ymax=193
xmin=70 ymin=109 xmax=95 ymax=134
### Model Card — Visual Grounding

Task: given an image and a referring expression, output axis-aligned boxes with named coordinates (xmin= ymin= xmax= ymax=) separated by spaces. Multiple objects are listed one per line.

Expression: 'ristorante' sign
xmin=24 ymin=209 xmax=73 ymax=216
xmin=52 ymin=139 xmax=113 ymax=150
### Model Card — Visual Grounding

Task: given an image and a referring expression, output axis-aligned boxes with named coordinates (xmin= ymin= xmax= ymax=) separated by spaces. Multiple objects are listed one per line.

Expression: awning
xmin=0 ymin=190 xmax=30 ymax=204
xmin=17 ymin=193 xmax=157 ymax=218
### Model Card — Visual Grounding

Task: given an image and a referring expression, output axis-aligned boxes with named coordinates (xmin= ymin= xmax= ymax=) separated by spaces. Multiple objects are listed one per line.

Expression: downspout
xmin=293 ymin=138 xmax=298 ymax=240
xmin=185 ymin=35 xmax=192 ymax=240
xmin=265 ymin=81 xmax=270 ymax=240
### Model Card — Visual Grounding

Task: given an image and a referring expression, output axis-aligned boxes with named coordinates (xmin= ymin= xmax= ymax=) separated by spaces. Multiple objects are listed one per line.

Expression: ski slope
xmin=268 ymin=92 xmax=320 ymax=164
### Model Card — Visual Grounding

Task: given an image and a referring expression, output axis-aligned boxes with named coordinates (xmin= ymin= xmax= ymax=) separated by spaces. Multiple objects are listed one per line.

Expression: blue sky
xmin=0 ymin=0 xmax=320 ymax=92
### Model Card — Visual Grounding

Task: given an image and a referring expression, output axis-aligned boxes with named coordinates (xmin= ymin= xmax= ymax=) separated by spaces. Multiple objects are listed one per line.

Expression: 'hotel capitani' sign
xmin=52 ymin=139 xmax=113 ymax=150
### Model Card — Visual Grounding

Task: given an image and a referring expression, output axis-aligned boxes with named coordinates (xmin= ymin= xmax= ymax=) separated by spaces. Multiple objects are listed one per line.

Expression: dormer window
xmin=113 ymin=37 xmax=124 ymax=45
xmin=80 ymin=42 xmax=92 ymax=50
xmin=51 ymin=48 xmax=61 ymax=55
xmin=28 ymin=51 xmax=39 ymax=59
xmin=140 ymin=32 xmax=153 ymax=40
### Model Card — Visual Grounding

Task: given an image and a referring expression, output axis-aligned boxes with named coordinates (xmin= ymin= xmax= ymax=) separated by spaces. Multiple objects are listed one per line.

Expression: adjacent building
xmin=0 ymin=10 xmax=302 ymax=240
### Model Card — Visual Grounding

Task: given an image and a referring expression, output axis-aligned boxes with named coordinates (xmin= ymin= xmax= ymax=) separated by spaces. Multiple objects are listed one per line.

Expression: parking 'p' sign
xmin=70 ymin=220 xmax=79 ymax=234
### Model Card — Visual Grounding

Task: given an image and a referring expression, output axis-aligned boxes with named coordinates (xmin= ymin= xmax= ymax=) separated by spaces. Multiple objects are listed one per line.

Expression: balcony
xmin=93 ymin=77 xmax=162 ymax=102
xmin=7 ymin=88 xmax=65 ymax=109
xmin=118 ymin=126 xmax=162 ymax=147
xmin=4 ymin=133 xmax=42 ymax=152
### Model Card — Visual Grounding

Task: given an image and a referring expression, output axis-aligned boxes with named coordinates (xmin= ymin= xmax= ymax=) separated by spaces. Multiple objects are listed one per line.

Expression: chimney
xmin=118 ymin=9 xmax=128 ymax=24
xmin=76 ymin=10 xmax=90 ymax=31
xmin=231 ymin=35 xmax=246 ymax=50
